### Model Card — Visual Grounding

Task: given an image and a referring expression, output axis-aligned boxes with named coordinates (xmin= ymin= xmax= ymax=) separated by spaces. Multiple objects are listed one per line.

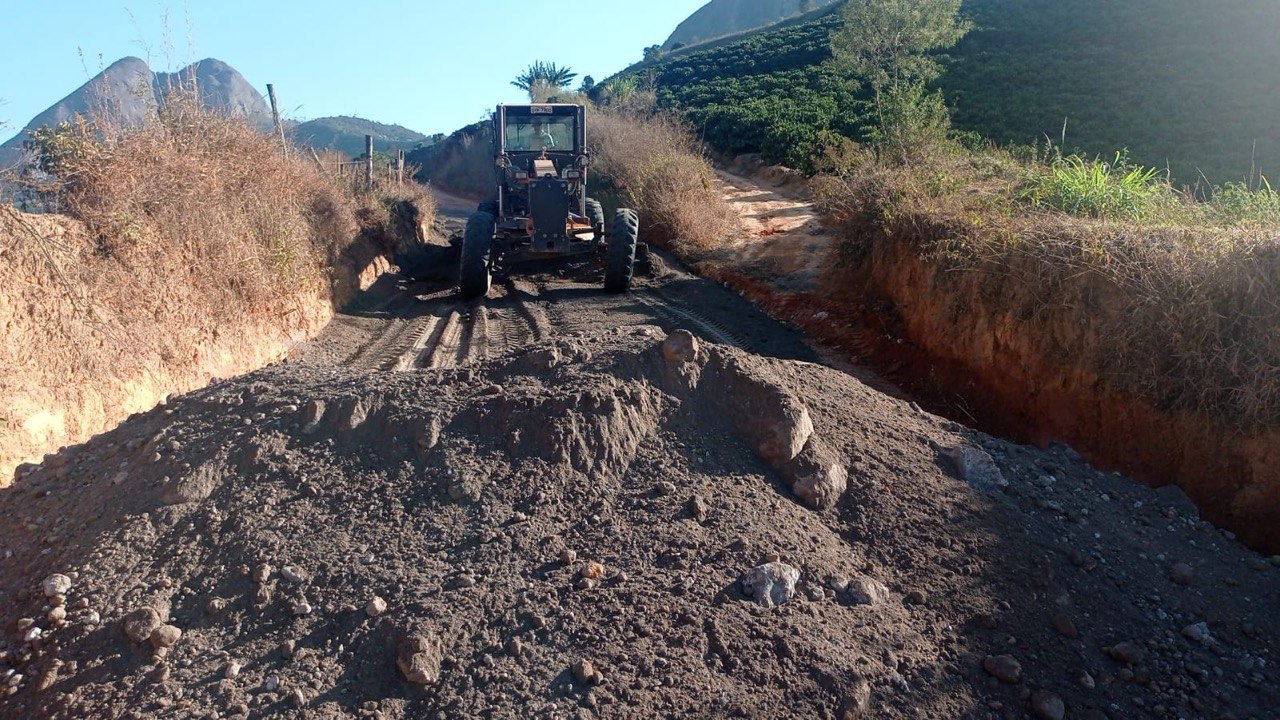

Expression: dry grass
xmin=813 ymin=149 xmax=1280 ymax=429
xmin=0 ymin=89 xmax=432 ymax=476
xmin=587 ymin=106 xmax=737 ymax=254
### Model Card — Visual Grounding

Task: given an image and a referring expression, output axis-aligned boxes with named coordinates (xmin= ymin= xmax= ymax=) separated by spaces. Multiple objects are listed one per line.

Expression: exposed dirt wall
xmin=828 ymin=227 xmax=1280 ymax=553
xmin=0 ymin=203 xmax=423 ymax=482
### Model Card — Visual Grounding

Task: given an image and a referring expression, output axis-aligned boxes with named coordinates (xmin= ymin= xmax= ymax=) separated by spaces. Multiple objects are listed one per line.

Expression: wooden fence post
xmin=308 ymin=147 xmax=325 ymax=173
xmin=365 ymin=135 xmax=374 ymax=191
xmin=267 ymin=84 xmax=287 ymax=157
xmin=397 ymin=150 xmax=405 ymax=185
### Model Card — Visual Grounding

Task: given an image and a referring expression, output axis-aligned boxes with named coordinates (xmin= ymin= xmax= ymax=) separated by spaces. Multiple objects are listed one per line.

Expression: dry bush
xmin=588 ymin=106 xmax=737 ymax=254
xmin=814 ymin=151 xmax=1280 ymax=429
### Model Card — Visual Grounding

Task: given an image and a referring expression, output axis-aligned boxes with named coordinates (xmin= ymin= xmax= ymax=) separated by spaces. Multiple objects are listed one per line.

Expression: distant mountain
xmin=291 ymin=117 xmax=435 ymax=159
xmin=662 ymin=0 xmax=840 ymax=50
xmin=1 ymin=57 xmax=269 ymax=166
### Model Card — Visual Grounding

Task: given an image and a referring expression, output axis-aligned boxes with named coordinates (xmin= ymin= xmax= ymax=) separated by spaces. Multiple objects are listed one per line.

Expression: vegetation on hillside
xmin=512 ymin=62 xmax=579 ymax=102
xmin=611 ymin=0 xmax=1280 ymax=185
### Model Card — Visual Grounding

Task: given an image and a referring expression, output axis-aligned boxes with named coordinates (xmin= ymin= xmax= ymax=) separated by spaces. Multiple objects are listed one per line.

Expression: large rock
xmin=741 ymin=562 xmax=801 ymax=608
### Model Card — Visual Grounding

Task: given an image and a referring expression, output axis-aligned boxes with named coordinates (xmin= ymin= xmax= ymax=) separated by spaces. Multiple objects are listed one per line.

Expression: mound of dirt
xmin=1 ymin=327 xmax=1277 ymax=719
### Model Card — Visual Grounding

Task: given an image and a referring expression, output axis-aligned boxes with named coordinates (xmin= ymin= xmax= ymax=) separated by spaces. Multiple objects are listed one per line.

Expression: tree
xmin=579 ymin=76 xmax=596 ymax=94
xmin=511 ymin=62 xmax=579 ymax=101
xmin=643 ymin=45 xmax=664 ymax=62
xmin=830 ymin=0 xmax=970 ymax=159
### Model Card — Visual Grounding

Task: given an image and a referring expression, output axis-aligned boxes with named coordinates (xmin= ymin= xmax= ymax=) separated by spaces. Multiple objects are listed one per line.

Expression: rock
xmin=581 ymin=562 xmax=605 ymax=580
xmin=558 ymin=549 xmax=577 ymax=566
xmin=1108 ymin=642 xmax=1146 ymax=665
xmin=150 ymin=625 xmax=182 ymax=649
xmin=572 ymin=658 xmax=603 ymax=685
xmin=506 ymin=638 xmax=523 ymax=657
xmin=84 ymin=611 xmax=100 ymax=626
xmin=206 ymin=598 xmax=228 ymax=615
xmin=1169 ymin=563 xmax=1195 ymax=586
xmin=947 ymin=445 xmax=1008 ymax=491
xmin=279 ymin=640 xmax=296 ymax=659
xmin=718 ymin=357 xmax=812 ymax=466
xmin=905 ymin=590 xmax=928 ymax=606
xmin=252 ymin=563 xmax=272 ymax=584
xmin=740 ymin=562 xmax=801 ymax=608
xmin=654 ymin=481 xmax=677 ymax=497
xmin=1075 ymin=670 xmax=1095 ymax=689
xmin=289 ymin=688 xmax=307 ymax=707
xmin=1030 ymin=690 xmax=1066 ymax=720
xmin=838 ymin=677 xmax=872 ymax=719
xmin=983 ymin=655 xmax=1022 ymax=684
xmin=661 ymin=330 xmax=700 ymax=364
xmin=46 ymin=607 xmax=66 ymax=625
xmin=280 ymin=566 xmax=307 ymax=584
xmin=366 ymin=596 xmax=388 ymax=617
xmin=291 ymin=600 xmax=313 ymax=616
xmin=687 ymin=495 xmax=709 ymax=522
xmin=22 ymin=627 xmax=42 ymax=644
xmin=1051 ymin=612 xmax=1079 ymax=639
xmin=847 ymin=576 xmax=891 ymax=606
xmin=225 ymin=661 xmax=243 ymax=680
xmin=41 ymin=574 xmax=71 ymax=598
xmin=1182 ymin=622 xmax=1213 ymax=645
xmin=264 ymin=675 xmax=281 ymax=692
xmin=123 ymin=607 xmax=164 ymax=644
xmin=780 ymin=439 xmax=848 ymax=510
xmin=397 ymin=634 xmax=443 ymax=685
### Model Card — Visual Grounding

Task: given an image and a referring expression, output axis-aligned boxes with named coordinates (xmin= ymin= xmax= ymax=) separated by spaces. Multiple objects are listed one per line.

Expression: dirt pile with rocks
xmin=1 ymin=326 xmax=1277 ymax=719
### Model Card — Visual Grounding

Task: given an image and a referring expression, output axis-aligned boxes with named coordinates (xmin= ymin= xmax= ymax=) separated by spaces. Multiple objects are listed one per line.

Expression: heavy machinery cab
xmin=492 ymin=104 xmax=594 ymax=251
xmin=458 ymin=103 xmax=639 ymax=299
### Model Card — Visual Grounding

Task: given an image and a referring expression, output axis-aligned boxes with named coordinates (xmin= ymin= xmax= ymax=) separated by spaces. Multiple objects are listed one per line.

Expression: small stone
xmin=506 ymin=638 xmax=523 ymax=657
xmin=661 ymin=330 xmax=700 ymax=364
xmin=41 ymin=574 xmax=72 ymax=598
xmin=454 ymin=574 xmax=476 ymax=589
xmin=150 ymin=625 xmax=182 ymax=649
xmin=558 ymin=549 xmax=577 ymax=566
xmin=740 ymin=562 xmax=801 ymax=608
xmin=1051 ymin=612 xmax=1079 ymax=639
xmin=280 ymin=566 xmax=307 ymax=584
xmin=264 ymin=675 xmax=280 ymax=692
xmin=366 ymin=596 xmax=388 ymax=617
xmin=572 ymin=658 xmax=602 ymax=685
xmin=279 ymin=640 xmax=296 ymax=659
xmin=1170 ymin=563 xmax=1195 ymax=586
xmin=123 ymin=607 xmax=163 ymax=644
xmin=846 ymin=576 xmax=891 ymax=606
xmin=1030 ymin=690 xmax=1066 ymax=720
xmin=252 ymin=564 xmax=272 ymax=584
xmin=23 ymin=627 xmax=42 ymax=644
xmin=687 ymin=495 xmax=708 ymax=522
xmin=50 ymin=594 xmax=66 ymax=608
xmin=289 ymin=688 xmax=307 ymax=707
xmin=206 ymin=598 xmax=228 ymax=615
xmin=581 ymin=562 xmax=605 ymax=580
xmin=838 ymin=677 xmax=872 ymax=719
xmin=983 ymin=655 xmax=1022 ymax=684
xmin=905 ymin=590 xmax=928 ymax=606
xmin=1108 ymin=642 xmax=1146 ymax=665
xmin=1181 ymin=622 xmax=1213 ymax=645
xmin=47 ymin=607 xmax=66 ymax=625
xmin=292 ymin=601 xmax=313 ymax=616
xmin=1075 ymin=670 xmax=1095 ymax=689
xmin=654 ymin=481 xmax=677 ymax=497
xmin=225 ymin=661 xmax=243 ymax=680
xmin=84 ymin=611 xmax=100 ymax=626
xmin=397 ymin=634 xmax=443 ymax=685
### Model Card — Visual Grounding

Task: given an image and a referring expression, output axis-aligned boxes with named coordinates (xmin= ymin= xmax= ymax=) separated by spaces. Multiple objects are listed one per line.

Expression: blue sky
xmin=0 ymin=0 xmax=709 ymax=143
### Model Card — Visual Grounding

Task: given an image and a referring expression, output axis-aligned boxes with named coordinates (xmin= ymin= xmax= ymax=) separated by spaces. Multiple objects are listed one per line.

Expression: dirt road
xmin=1 ymin=184 xmax=1278 ymax=720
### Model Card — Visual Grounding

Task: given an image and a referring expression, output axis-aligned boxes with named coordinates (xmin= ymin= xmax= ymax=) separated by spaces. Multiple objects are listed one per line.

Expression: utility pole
xmin=266 ymin=84 xmax=287 ymax=157
xmin=365 ymin=135 xmax=374 ymax=190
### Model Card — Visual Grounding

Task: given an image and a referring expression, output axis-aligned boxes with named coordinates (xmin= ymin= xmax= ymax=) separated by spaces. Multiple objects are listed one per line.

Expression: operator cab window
xmin=505 ymin=116 xmax=575 ymax=152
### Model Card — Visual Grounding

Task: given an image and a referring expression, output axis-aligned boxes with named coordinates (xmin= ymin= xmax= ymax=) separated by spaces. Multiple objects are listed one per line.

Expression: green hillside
xmin=290 ymin=116 xmax=437 ymax=158
xmin=618 ymin=0 xmax=1280 ymax=183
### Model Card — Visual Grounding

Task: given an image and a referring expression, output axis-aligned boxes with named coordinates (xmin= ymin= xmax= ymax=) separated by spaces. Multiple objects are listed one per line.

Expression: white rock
xmin=292 ymin=600 xmax=313 ymax=616
xmin=1182 ymin=622 xmax=1214 ymax=645
xmin=366 ymin=596 xmax=388 ymax=618
xmin=23 ymin=627 xmax=42 ymax=643
xmin=947 ymin=446 xmax=1008 ymax=491
xmin=740 ymin=562 xmax=801 ymax=608
xmin=41 ymin=574 xmax=72 ymax=598
xmin=280 ymin=566 xmax=307 ymax=584
xmin=225 ymin=661 xmax=243 ymax=680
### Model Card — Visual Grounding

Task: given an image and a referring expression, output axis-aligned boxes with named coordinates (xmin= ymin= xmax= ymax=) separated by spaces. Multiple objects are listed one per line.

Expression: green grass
xmin=1021 ymin=153 xmax=1168 ymax=220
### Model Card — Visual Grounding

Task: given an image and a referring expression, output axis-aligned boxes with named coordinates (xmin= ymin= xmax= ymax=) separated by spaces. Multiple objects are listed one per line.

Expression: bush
xmin=1020 ymin=152 xmax=1171 ymax=220
xmin=587 ymin=106 xmax=737 ymax=254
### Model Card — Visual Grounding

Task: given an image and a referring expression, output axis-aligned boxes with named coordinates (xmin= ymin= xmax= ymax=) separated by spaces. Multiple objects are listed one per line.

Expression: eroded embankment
xmin=698 ymin=164 xmax=1280 ymax=554
xmin=0 ymin=203 xmax=427 ymax=481
xmin=825 ymin=236 xmax=1280 ymax=553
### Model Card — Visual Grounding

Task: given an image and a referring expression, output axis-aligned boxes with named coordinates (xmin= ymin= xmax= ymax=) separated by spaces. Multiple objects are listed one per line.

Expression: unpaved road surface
xmin=1 ymin=194 xmax=1278 ymax=720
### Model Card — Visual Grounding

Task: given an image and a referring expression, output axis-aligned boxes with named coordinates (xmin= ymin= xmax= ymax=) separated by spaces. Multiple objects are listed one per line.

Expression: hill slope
xmin=291 ymin=116 xmax=434 ymax=158
xmin=636 ymin=0 xmax=1280 ymax=183
xmin=663 ymin=0 xmax=840 ymax=50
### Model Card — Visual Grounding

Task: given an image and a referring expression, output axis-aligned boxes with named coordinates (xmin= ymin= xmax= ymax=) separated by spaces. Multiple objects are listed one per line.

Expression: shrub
xmin=1020 ymin=152 xmax=1171 ymax=220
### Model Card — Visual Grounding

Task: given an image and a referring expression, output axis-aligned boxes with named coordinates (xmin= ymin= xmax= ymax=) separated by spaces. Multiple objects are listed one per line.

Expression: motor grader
xmin=458 ymin=103 xmax=639 ymax=298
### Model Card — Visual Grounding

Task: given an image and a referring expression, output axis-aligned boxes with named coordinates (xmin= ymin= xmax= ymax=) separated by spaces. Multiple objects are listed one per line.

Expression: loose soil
xmin=1 ymin=208 xmax=1277 ymax=719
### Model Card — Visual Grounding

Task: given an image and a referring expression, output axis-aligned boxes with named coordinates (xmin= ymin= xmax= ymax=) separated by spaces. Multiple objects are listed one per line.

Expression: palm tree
xmin=511 ymin=62 xmax=579 ymax=101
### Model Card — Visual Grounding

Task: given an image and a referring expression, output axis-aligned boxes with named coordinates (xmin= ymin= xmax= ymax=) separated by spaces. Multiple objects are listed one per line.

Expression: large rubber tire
xmin=585 ymin=198 xmax=605 ymax=230
xmin=459 ymin=211 xmax=495 ymax=298
xmin=604 ymin=208 xmax=639 ymax=293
